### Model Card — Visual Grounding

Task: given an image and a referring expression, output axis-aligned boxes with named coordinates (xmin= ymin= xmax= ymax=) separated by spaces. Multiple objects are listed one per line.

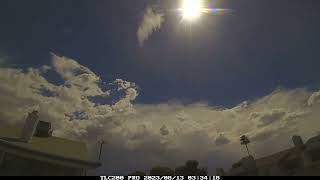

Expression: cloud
xmin=130 ymin=124 xmax=149 ymax=140
xmin=160 ymin=125 xmax=169 ymax=136
xmin=308 ymin=90 xmax=320 ymax=106
xmin=215 ymin=134 xmax=230 ymax=146
xmin=51 ymin=53 xmax=104 ymax=96
xmin=1 ymin=55 xmax=320 ymax=175
xmin=0 ymin=54 xmax=138 ymax=141
xmin=137 ymin=6 xmax=164 ymax=47
xmin=255 ymin=109 xmax=286 ymax=127
xmin=40 ymin=65 xmax=51 ymax=73
xmin=176 ymin=111 xmax=189 ymax=122
xmin=251 ymin=130 xmax=275 ymax=142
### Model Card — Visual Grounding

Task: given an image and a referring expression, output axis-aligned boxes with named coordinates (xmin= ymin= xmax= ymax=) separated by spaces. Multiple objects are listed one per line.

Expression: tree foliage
xmin=128 ymin=171 xmax=146 ymax=176
xmin=175 ymin=160 xmax=207 ymax=176
xmin=130 ymin=160 xmax=207 ymax=176
xmin=149 ymin=166 xmax=175 ymax=176
xmin=240 ymin=135 xmax=250 ymax=145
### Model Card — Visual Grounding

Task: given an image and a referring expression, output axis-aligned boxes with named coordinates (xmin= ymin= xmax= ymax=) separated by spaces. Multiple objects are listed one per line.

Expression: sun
xmin=180 ymin=0 xmax=203 ymax=21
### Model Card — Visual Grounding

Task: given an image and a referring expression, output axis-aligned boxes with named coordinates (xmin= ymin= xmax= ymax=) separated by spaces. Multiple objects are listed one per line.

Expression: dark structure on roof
xmin=35 ymin=120 xmax=53 ymax=138
xmin=0 ymin=111 xmax=101 ymax=176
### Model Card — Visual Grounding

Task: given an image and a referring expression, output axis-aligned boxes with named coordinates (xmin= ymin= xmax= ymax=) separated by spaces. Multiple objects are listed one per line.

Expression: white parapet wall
xmin=20 ymin=111 xmax=39 ymax=143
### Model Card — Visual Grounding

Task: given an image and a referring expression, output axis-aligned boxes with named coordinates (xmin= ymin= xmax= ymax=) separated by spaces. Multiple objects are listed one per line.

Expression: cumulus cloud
xmin=137 ymin=6 xmax=164 ymax=47
xmin=40 ymin=65 xmax=51 ymax=73
xmin=308 ymin=90 xmax=320 ymax=106
xmin=254 ymin=109 xmax=286 ymax=127
xmin=215 ymin=134 xmax=230 ymax=146
xmin=251 ymin=130 xmax=274 ymax=142
xmin=1 ymin=55 xmax=320 ymax=175
xmin=176 ymin=111 xmax=189 ymax=122
xmin=130 ymin=124 xmax=149 ymax=140
xmin=0 ymin=54 xmax=138 ymax=140
xmin=51 ymin=53 xmax=104 ymax=96
xmin=160 ymin=125 xmax=169 ymax=136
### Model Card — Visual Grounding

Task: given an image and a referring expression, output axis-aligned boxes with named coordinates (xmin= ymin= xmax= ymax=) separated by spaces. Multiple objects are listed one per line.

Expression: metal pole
xmin=98 ymin=140 xmax=105 ymax=161
xmin=0 ymin=151 xmax=6 ymax=167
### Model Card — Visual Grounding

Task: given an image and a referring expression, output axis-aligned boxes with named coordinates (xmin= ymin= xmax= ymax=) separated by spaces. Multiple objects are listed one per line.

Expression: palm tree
xmin=240 ymin=135 xmax=251 ymax=156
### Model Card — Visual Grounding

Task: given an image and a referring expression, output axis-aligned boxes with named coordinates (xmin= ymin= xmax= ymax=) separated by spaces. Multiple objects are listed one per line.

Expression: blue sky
xmin=1 ymin=0 xmax=320 ymax=107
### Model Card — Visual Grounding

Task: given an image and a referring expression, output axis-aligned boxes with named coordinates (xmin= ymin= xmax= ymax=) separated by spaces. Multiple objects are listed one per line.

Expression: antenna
xmin=98 ymin=140 xmax=105 ymax=162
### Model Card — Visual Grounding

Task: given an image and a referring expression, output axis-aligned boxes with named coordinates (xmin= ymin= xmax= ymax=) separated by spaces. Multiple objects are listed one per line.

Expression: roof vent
xmin=35 ymin=121 xmax=53 ymax=137
xmin=20 ymin=111 xmax=39 ymax=143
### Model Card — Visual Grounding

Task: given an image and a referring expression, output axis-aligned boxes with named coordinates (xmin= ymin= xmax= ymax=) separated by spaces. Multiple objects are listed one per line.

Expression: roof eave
xmin=0 ymin=139 xmax=101 ymax=170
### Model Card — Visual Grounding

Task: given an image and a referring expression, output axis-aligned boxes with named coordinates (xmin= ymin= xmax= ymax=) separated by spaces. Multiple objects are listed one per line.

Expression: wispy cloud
xmin=137 ymin=6 xmax=164 ymax=47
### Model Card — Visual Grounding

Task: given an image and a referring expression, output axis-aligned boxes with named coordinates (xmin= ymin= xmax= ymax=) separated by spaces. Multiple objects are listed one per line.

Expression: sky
xmin=1 ymin=0 xmax=320 ymax=175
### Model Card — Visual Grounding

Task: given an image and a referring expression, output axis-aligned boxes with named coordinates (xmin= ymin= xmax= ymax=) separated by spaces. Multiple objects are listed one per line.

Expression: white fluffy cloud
xmin=51 ymin=53 xmax=104 ymax=96
xmin=0 ymin=54 xmax=137 ymax=140
xmin=96 ymin=87 xmax=320 ymax=174
xmin=308 ymin=90 xmax=320 ymax=106
xmin=0 ymin=55 xmax=320 ymax=175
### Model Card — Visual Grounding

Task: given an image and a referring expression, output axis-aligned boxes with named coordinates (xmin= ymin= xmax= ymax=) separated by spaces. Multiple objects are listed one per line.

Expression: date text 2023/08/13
xmin=100 ymin=176 xmax=221 ymax=180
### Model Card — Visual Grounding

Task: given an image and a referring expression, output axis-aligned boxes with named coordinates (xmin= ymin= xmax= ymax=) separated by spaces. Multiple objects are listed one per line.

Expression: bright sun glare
xmin=181 ymin=0 xmax=203 ymax=21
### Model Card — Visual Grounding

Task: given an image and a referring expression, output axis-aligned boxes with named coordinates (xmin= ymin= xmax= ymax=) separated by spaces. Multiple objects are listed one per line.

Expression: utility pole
xmin=0 ymin=151 xmax=6 ymax=167
xmin=98 ymin=140 xmax=105 ymax=162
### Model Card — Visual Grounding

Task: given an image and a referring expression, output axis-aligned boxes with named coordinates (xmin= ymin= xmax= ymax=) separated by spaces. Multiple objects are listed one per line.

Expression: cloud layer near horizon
xmin=0 ymin=54 xmax=320 ymax=175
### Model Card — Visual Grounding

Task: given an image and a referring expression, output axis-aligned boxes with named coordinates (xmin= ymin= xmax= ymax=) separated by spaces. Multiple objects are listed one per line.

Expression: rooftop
xmin=255 ymin=148 xmax=294 ymax=168
xmin=0 ymin=126 xmax=101 ymax=169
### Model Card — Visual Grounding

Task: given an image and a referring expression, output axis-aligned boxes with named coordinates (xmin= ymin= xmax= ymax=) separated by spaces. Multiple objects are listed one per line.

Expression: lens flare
xmin=180 ymin=0 xmax=203 ymax=20
xmin=201 ymin=8 xmax=230 ymax=14
xmin=178 ymin=0 xmax=231 ymax=22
